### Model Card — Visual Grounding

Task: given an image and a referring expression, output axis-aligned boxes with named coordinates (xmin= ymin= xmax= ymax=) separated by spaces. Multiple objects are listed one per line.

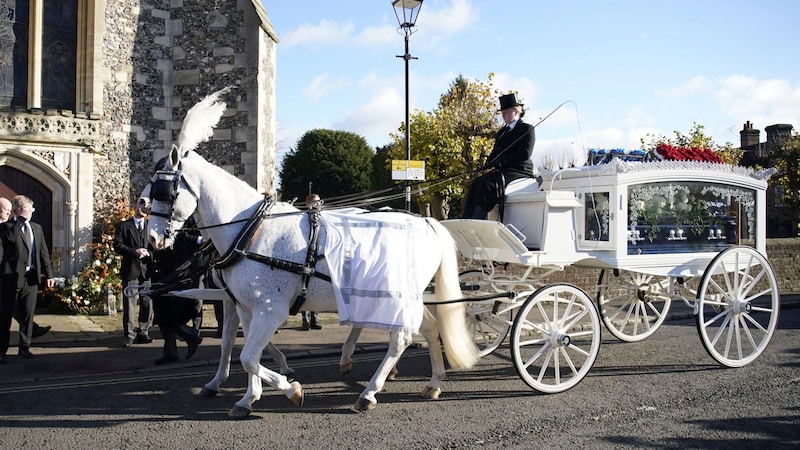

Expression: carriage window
xmin=584 ymin=192 xmax=610 ymax=242
xmin=627 ymin=181 xmax=756 ymax=255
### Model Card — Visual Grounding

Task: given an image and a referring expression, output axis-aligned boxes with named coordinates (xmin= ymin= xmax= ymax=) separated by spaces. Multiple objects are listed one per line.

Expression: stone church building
xmin=0 ymin=0 xmax=278 ymax=276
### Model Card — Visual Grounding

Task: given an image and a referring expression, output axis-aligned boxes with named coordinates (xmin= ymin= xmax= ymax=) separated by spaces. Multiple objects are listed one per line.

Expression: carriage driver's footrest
xmin=440 ymin=219 xmax=541 ymax=265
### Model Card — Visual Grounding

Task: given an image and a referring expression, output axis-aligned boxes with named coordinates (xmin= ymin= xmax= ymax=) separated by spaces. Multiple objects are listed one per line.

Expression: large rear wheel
xmin=696 ymin=246 xmax=779 ymax=367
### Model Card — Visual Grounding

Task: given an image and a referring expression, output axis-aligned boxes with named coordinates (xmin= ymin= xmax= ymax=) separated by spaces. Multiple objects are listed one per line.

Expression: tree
xmin=371 ymin=143 xmax=406 ymax=210
xmin=771 ymin=135 xmax=800 ymax=236
xmin=279 ymin=129 xmax=374 ymax=203
xmin=386 ymin=74 xmax=501 ymax=218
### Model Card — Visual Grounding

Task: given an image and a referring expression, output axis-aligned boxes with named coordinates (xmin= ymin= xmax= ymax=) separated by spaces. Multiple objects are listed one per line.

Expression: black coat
xmin=151 ymin=232 xmax=203 ymax=328
xmin=486 ymin=119 xmax=536 ymax=183
xmin=0 ymin=219 xmax=54 ymax=289
xmin=114 ymin=218 xmax=151 ymax=282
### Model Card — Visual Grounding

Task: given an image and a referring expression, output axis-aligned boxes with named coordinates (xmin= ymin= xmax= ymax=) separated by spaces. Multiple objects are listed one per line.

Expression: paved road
xmin=0 ymin=301 xmax=798 ymax=449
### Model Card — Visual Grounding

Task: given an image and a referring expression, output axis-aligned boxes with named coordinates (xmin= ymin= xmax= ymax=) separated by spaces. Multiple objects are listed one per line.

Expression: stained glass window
xmin=0 ymin=0 xmax=28 ymax=109
xmin=42 ymin=0 xmax=76 ymax=110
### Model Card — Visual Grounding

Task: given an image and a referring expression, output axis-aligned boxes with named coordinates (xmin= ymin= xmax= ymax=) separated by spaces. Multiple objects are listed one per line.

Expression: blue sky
xmin=263 ymin=0 xmax=800 ymax=170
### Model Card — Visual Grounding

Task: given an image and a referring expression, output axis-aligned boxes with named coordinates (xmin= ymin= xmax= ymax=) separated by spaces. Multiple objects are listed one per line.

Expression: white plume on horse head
xmin=175 ymin=85 xmax=235 ymax=156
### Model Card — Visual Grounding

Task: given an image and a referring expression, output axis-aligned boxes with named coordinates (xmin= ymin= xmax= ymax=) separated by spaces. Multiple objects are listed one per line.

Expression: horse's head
xmin=141 ymin=145 xmax=199 ymax=250
xmin=139 ymin=86 xmax=235 ymax=250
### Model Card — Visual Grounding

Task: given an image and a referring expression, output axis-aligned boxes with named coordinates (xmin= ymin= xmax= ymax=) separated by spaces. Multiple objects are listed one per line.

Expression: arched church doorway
xmin=0 ymin=165 xmax=54 ymax=253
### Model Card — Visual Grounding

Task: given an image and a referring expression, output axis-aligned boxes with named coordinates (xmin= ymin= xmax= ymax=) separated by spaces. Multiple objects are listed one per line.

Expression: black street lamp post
xmin=392 ymin=0 xmax=423 ymax=211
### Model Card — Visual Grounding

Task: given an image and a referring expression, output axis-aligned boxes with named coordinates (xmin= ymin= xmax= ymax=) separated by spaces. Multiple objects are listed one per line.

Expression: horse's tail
xmin=428 ymin=219 xmax=479 ymax=370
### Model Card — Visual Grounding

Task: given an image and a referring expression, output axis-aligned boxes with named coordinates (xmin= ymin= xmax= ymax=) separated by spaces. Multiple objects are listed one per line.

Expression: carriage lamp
xmin=392 ymin=0 xmax=423 ymax=211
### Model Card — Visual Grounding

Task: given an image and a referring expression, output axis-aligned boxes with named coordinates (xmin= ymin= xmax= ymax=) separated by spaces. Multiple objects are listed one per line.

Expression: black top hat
xmin=498 ymin=93 xmax=524 ymax=111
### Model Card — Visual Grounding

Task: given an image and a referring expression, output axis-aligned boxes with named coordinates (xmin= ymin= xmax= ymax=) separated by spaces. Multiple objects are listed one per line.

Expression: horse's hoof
xmin=419 ymin=386 xmax=441 ymax=399
xmin=287 ymin=381 xmax=304 ymax=407
xmin=387 ymin=367 xmax=399 ymax=381
xmin=340 ymin=362 xmax=353 ymax=377
xmin=352 ymin=397 xmax=377 ymax=412
xmin=199 ymin=388 xmax=219 ymax=398
xmin=228 ymin=405 xmax=252 ymax=419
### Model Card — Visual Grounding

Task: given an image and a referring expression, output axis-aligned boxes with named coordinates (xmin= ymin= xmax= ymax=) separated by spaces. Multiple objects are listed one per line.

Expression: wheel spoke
xmin=738 ymin=314 xmax=758 ymax=350
xmin=565 ymin=341 xmax=592 ymax=358
xmin=708 ymin=311 xmax=733 ymax=346
xmin=558 ymin=347 xmax=579 ymax=378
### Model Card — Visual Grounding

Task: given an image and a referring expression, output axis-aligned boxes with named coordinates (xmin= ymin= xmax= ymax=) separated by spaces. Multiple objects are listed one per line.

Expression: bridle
xmin=145 ymin=163 xmax=199 ymax=239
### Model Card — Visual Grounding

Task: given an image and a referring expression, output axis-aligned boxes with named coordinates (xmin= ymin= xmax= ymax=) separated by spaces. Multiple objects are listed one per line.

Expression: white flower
xmin=93 ymin=259 xmax=101 ymax=267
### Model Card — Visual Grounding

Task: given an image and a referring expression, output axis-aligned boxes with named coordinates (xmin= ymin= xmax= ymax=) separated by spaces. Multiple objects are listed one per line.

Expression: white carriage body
xmin=444 ymin=159 xmax=769 ymax=277
xmin=441 ymin=159 xmax=778 ymax=391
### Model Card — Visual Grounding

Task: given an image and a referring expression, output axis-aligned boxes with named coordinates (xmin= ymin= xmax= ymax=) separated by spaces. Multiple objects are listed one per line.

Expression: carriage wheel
xmin=460 ymin=271 xmax=512 ymax=357
xmin=597 ymin=269 xmax=672 ymax=342
xmin=696 ymin=246 xmax=780 ymax=367
xmin=510 ymin=284 xmax=601 ymax=393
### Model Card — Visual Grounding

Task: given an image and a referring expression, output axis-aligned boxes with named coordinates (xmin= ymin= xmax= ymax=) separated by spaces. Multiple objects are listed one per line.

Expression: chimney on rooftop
xmin=765 ymin=123 xmax=793 ymax=153
xmin=740 ymin=121 xmax=760 ymax=148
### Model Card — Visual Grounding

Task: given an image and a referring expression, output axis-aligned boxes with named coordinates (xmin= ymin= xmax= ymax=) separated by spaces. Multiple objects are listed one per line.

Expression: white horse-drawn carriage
xmin=442 ymin=158 xmax=779 ymax=394
xmin=141 ymin=88 xmax=779 ymax=417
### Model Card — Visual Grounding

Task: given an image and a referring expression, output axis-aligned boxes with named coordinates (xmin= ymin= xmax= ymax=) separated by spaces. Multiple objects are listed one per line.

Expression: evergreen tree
xmin=279 ymin=129 xmax=374 ymax=203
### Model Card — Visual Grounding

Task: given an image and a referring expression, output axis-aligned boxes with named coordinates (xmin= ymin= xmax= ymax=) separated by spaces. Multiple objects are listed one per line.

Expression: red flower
xmin=654 ymin=143 xmax=722 ymax=163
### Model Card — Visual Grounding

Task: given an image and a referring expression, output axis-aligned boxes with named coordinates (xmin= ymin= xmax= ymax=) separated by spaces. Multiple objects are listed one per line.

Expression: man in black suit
xmin=0 ymin=196 xmax=51 ymax=339
xmin=0 ymin=195 xmax=55 ymax=361
xmin=462 ymin=93 xmax=536 ymax=219
xmin=114 ymin=197 xmax=154 ymax=347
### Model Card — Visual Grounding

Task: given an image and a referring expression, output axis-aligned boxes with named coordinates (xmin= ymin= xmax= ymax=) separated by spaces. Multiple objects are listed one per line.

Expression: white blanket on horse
xmin=321 ymin=209 xmax=431 ymax=334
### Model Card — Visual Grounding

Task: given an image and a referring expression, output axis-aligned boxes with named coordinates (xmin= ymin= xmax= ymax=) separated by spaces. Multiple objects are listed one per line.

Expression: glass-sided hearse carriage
xmin=441 ymin=158 xmax=779 ymax=394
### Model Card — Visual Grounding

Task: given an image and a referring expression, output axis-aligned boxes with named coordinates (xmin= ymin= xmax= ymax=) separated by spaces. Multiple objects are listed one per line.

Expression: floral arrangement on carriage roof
xmin=652 ymin=142 xmax=724 ymax=163
xmin=41 ymin=199 xmax=128 ymax=315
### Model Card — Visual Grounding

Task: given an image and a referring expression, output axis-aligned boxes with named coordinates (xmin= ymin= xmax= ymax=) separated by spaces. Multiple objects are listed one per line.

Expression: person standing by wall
xmin=462 ymin=93 xmax=536 ymax=219
xmin=114 ymin=198 xmax=154 ymax=347
xmin=0 ymin=195 xmax=54 ymax=361
xmin=0 ymin=197 xmax=51 ymax=339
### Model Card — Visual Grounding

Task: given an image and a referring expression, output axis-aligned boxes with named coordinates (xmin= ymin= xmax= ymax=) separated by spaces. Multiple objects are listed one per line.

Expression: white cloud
xmin=282 ymin=20 xmax=354 ymax=47
xmin=656 ymin=75 xmax=711 ymax=97
xmin=302 ymin=74 xmax=348 ymax=102
xmin=714 ymin=75 xmax=800 ymax=125
xmin=417 ymin=0 xmax=479 ymax=35
xmin=354 ymin=24 xmax=397 ymax=47
xmin=333 ymin=88 xmax=405 ymax=147
xmin=491 ymin=73 xmax=540 ymax=106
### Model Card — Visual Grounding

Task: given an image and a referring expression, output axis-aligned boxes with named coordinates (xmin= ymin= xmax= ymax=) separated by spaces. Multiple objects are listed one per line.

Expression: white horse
xmin=143 ymin=89 xmax=478 ymax=417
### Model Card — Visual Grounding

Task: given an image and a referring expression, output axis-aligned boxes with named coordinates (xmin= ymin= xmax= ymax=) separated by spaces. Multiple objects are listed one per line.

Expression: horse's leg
xmin=339 ymin=327 xmax=362 ymax=376
xmin=418 ymin=306 xmax=446 ymax=399
xmin=231 ymin=314 xmax=303 ymax=419
xmin=353 ymin=330 xmax=412 ymax=412
xmin=265 ymin=342 xmax=294 ymax=377
xmin=200 ymin=298 xmax=240 ymax=397
xmin=339 ymin=327 xmax=399 ymax=380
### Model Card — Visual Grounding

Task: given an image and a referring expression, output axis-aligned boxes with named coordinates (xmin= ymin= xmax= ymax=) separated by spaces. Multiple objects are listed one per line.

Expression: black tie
xmin=498 ymin=126 xmax=510 ymax=139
